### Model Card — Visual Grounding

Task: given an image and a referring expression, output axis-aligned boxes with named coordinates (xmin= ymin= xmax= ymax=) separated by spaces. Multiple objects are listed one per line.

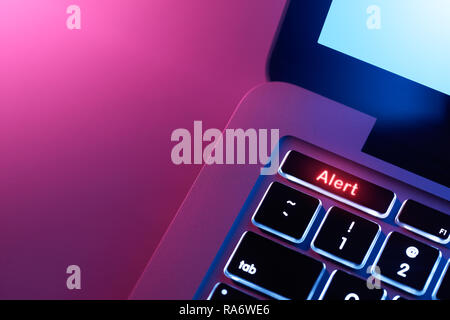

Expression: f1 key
xmin=279 ymin=150 xmax=396 ymax=218
xmin=224 ymin=232 xmax=325 ymax=300
xmin=396 ymin=200 xmax=450 ymax=244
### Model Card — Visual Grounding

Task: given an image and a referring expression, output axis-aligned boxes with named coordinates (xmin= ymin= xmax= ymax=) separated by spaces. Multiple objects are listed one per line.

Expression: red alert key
xmin=279 ymin=150 xmax=396 ymax=218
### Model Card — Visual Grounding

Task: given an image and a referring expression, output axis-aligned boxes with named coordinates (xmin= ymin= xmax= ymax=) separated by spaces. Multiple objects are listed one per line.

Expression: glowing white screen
xmin=318 ymin=0 xmax=450 ymax=95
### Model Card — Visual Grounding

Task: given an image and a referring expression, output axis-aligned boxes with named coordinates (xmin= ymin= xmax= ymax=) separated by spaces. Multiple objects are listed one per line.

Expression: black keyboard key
xmin=396 ymin=200 xmax=450 ymax=244
xmin=392 ymin=295 xmax=408 ymax=300
xmin=433 ymin=260 xmax=450 ymax=300
xmin=319 ymin=270 xmax=386 ymax=300
xmin=252 ymin=182 xmax=321 ymax=243
xmin=279 ymin=150 xmax=396 ymax=218
xmin=372 ymin=232 xmax=441 ymax=295
xmin=311 ymin=207 xmax=380 ymax=269
xmin=208 ymin=283 xmax=258 ymax=300
xmin=224 ymin=232 xmax=325 ymax=300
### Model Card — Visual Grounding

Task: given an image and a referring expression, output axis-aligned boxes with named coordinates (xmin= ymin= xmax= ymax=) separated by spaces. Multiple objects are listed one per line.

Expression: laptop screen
xmin=268 ymin=1 xmax=450 ymax=187
xmin=318 ymin=0 xmax=450 ymax=96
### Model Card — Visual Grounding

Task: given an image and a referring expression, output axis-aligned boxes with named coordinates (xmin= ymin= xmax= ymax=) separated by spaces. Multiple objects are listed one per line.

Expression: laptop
xmin=131 ymin=0 xmax=450 ymax=300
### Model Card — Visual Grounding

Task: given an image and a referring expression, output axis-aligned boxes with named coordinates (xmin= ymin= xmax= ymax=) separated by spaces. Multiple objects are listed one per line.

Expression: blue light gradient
xmin=319 ymin=0 xmax=450 ymax=96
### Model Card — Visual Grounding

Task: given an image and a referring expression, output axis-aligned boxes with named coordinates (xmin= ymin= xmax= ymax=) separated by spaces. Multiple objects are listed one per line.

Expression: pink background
xmin=0 ymin=0 xmax=286 ymax=298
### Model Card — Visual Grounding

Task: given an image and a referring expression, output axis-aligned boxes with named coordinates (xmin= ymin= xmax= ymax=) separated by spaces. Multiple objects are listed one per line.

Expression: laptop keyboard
xmin=202 ymin=146 xmax=449 ymax=300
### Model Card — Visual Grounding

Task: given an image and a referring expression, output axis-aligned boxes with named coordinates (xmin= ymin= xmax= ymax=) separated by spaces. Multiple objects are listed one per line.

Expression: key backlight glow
xmin=279 ymin=151 xmax=396 ymax=218
xmin=316 ymin=170 xmax=359 ymax=196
